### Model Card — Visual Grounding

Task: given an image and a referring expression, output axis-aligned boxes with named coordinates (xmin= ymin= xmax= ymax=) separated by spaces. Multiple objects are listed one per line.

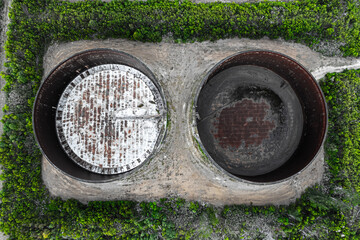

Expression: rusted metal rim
xmin=193 ymin=50 xmax=328 ymax=184
xmin=33 ymin=49 xmax=167 ymax=182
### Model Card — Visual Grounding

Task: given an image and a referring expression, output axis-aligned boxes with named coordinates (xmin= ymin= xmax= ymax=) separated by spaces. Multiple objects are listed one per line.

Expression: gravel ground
xmin=41 ymin=37 xmax=359 ymax=206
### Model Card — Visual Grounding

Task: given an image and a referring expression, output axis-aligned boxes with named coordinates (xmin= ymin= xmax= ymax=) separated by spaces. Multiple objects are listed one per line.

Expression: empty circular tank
xmin=194 ymin=50 xmax=327 ymax=183
xmin=33 ymin=49 xmax=167 ymax=182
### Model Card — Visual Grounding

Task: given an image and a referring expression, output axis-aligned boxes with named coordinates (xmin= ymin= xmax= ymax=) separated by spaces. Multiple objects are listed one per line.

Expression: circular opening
xmin=34 ymin=49 xmax=167 ymax=182
xmin=194 ymin=50 xmax=327 ymax=183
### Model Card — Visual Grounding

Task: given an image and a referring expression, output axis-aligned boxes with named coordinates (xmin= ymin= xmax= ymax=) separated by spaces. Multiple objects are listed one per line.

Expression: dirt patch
xmin=40 ymin=37 xmax=345 ymax=206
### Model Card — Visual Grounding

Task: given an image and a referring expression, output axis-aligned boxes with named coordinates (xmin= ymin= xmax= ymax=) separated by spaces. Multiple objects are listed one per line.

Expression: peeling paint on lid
xmin=56 ymin=64 xmax=165 ymax=174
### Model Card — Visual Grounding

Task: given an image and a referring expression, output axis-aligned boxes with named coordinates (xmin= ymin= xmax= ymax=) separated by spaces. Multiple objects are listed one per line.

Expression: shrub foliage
xmin=321 ymin=70 xmax=360 ymax=192
xmin=0 ymin=0 xmax=360 ymax=239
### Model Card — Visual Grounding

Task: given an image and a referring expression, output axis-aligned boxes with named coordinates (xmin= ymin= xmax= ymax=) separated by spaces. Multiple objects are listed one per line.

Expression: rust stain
xmin=55 ymin=64 xmax=164 ymax=174
xmin=214 ymin=99 xmax=275 ymax=148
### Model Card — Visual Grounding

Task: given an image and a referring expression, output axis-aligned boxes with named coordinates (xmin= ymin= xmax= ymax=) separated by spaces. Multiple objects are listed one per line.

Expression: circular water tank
xmin=33 ymin=49 xmax=167 ymax=182
xmin=194 ymin=50 xmax=327 ymax=183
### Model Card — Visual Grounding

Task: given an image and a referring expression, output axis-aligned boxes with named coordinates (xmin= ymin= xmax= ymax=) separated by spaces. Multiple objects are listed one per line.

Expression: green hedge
xmin=0 ymin=0 xmax=360 ymax=239
xmin=321 ymin=70 xmax=360 ymax=192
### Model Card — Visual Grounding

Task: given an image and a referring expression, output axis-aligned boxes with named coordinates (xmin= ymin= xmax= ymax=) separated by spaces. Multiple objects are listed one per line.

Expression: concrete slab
xmin=55 ymin=64 xmax=165 ymax=174
xmin=40 ymin=37 xmax=353 ymax=206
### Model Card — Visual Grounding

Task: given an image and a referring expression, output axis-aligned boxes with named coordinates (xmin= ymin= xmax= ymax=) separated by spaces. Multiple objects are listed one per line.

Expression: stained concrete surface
xmin=196 ymin=64 xmax=304 ymax=177
xmin=40 ymin=37 xmax=360 ymax=206
xmin=55 ymin=64 xmax=165 ymax=175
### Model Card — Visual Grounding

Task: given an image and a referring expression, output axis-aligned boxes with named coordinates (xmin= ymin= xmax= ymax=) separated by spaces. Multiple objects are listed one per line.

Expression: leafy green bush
xmin=321 ymin=70 xmax=360 ymax=192
xmin=1 ymin=0 xmax=360 ymax=239
xmin=277 ymin=187 xmax=360 ymax=239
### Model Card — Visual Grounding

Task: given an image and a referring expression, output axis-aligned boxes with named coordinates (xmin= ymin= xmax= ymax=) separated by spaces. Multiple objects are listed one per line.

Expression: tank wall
xmin=196 ymin=51 xmax=327 ymax=182
xmin=34 ymin=49 xmax=164 ymax=182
